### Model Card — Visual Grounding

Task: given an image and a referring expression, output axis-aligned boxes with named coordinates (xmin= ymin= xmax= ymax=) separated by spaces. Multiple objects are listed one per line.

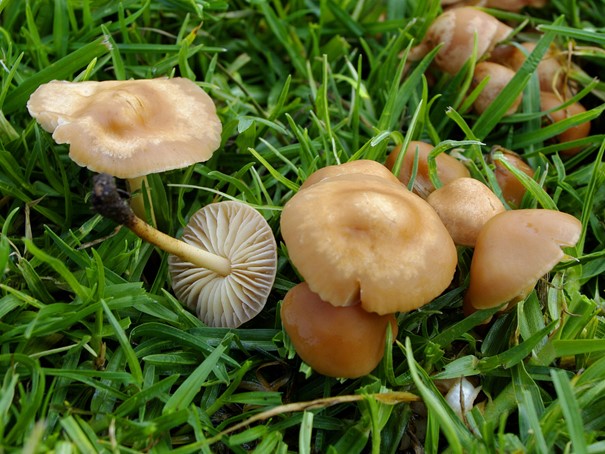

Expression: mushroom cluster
xmin=280 ymin=160 xmax=458 ymax=378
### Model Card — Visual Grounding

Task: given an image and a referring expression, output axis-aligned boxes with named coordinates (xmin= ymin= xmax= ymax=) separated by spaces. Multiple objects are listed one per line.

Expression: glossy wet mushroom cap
xmin=464 ymin=209 xmax=582 ymax=311
xmin=280 ymin=282 xmax=397 ymax=378
xmin=27 ymin=77 xmax=222 ymax=178
xmin=169 ymin=201 xmax=278 ymax=328
xmin=280 ymin=172 xmax=458 ymax=315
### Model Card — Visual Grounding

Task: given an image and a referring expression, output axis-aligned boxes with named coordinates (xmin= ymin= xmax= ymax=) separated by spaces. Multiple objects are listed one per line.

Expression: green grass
xmin=2 ymin=0 xmax=605 ymax=452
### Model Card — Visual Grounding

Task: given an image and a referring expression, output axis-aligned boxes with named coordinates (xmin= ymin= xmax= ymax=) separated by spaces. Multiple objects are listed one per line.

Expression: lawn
xmin=2 ymin=0 xmax=605 ymax=452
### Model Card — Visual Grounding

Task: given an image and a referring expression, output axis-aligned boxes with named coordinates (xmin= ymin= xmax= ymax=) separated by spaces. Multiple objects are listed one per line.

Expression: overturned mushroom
xmin=92 ymin=173 xmax=277 ymax=328
xmin=28 ymin=78 xmax=222 ymax=220
xmin=464 ymin=209 xmax=581 ymax=312
xmin=281 ymin=282 xmax=397 ymax=378
xmin=281 ymin=171 xmax=457 ymax=315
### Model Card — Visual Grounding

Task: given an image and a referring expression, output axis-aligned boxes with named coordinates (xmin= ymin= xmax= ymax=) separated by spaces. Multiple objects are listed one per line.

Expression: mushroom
xmin=489 ymin=147 xmax=535 ymax=208
xmin=92 ymin=173 xmax=277 ymax=328
xmin=27 ymin=77 xmax=222 ymax=220
xmin=426 ymin=177 xmax=505 ymax=247
xmin=540 ymin=91 xmax=591 ymax=156
xmin=470 ymin=62 xmax=523 ymax=116
xmin=300 ymin=159 xmax=401 ymax=190
xmin=412 ymin=7 xmax=513 ymax=75
xmin=464 ymin=209 xmax=582 ymax=312
xmin=385 ymin=141 xmax=470 ymax=199
xmin=280 ymin=171 xmax=458 ymax=315
xmin=280 ymin=282 xmax=397 ymax=378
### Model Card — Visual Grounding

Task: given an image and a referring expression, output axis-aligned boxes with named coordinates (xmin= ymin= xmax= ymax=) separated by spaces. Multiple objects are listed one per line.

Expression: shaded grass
xmin=1 ymin=0 xmax=605 ymax=452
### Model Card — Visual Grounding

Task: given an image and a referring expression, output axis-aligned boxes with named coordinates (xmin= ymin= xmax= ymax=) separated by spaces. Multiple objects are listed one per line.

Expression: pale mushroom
xmin=280 ymin=172 xmax=458 ymax=315
xmin=426 ymin=177 xmax=505 ymax=247
xmin=27 ymin=77 xmax=222 ymax=220
xmin=464 ymin=209 xmax=582 ymax=312
xmin=92 ymin=173 xmax=277 ymax=328
xmin=489 ymin=147 xmax=535 ymax=208
xmin=300 ymin=159 xmax=401 ymax=190
xmin=385 ymin=141 xmax=470 ymax=199
xmin=280 ymin=282 xmax=397 ymax=378
xmin=540 ymin=91 xmax=591 ymax=156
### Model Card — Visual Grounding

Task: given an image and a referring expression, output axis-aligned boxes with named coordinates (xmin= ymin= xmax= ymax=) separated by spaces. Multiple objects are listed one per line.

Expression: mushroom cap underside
xmin=169 ymin=200 xmax=277 ymax=328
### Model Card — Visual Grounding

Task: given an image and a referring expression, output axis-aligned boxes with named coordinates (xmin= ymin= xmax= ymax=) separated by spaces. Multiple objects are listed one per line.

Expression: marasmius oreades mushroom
xmin=464 ymin=209 xmax=582 ymax=315
xmin=92 ymin=173 xmax=277 ymax=328
xmin=27 ymin=77 xmax=222 ymax=220
xmin=280 ymin=168 xmax=458 ymax=315
xmin=280 ymin=282 xmax=397 ymax=378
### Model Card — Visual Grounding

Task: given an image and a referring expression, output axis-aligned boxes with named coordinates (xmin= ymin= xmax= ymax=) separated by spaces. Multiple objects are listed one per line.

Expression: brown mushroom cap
xmin=385 ymin=141 xmax=470 ymax=199
xmin=27 ymin=78 xmax=222 ymax=178
xmin=464 ymin=209 xmax=581 ymax=310
xmin=540 ymin=91 xmax=591 ymax=156
xmin=427 ymin=177 xmax=505 ymax=247
xmin=280 ymin=282 xmax=397 ymax=378
xmin=169 ymin=201 xmax=277 ymax=328
xmin=471 ymin=62 xmax=522 ymax=116
xmin=300 ymin=159 xmax=401 ymax=191
xmin=280 ymin=172 xmax=458 ymax=315
xmin=490 ymin=147 xmax=535 ymax=208
xmin=424 ymin=7 xmax=512 ymax=75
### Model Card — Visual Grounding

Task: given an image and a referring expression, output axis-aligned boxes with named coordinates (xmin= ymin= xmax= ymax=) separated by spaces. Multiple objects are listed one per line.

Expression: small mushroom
xmin=280 ymin=171 xmax=457 ymax=315
xmin=426 ymin=177 xmax=505 ymax=247
xmin=540 ymin=91 xmax=591 ymax=156
xmin=280 ymin=282 xmax=397 ymax=378
xmin=464 ymin=209 xmax=581 ymax=312
xmin=471 ymin=62 xmax=522 ymax=116
xmin=413 ymin=7 xmax=512 ymax=75
xmin=92 ymin=173 xmax=277 ymax=328
xmin=27 ymin=78 xmax=222 ymax=220
xmin=385 ymin=141 xmax=470 ymax=199
xmin=490 ymin=147 xmax=535 ymax=208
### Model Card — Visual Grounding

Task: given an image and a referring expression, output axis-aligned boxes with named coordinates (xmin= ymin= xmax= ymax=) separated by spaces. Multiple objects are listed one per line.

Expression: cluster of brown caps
xmin=411 ymin=6 xmax=591 ymax=155
xmin=28 ymin=78 xmax=278 ymax=328
xmin=280 ymin=143 xmax=581 ymax=379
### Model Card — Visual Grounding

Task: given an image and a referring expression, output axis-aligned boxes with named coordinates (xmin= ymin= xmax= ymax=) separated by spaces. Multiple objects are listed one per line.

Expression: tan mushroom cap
xmin=427 ymin=177 xmax=505 ymax=247
xmin=385 ymin=141 xmax=470 ymax=199
xmin=424 ymin=7 xmax=512 ymax=75
xmin=540 ymin=91 xmax=591 ymax=156
xmin=280 ymin=173 xmax=458 ymax=315
xmin=280 ymin=282 xmax=397 ymax=378
xmin=471 ymin=62 xmax=522 ymax=116
xmin=490 ymin=147 xmax=535 ymax=208
xmin=300 ymin=159 xmax=401 ymax=190
xmin=27 ymin=78 xmax=222 ymax=178
xmin=169 ymin=201 xmax=277 ymax=328
xmin=465 ymin=209 xmax=581 ymax=310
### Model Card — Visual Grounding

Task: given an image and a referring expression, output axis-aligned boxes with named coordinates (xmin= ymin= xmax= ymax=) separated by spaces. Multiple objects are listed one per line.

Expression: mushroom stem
xmin=92 ymin=173 xmax=231 ymax=276
xmin=127 ymin=175 xmax=157 ymax=226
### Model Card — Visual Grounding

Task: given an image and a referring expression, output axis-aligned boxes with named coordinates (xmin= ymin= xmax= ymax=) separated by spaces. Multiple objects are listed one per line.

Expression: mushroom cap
xmin=490 ymin=147 xmax=535 ymax=208
xmin=280 ymin=282 xmax=397 ymax=378
xmin=427 ymin=177 xmax=505 ymax=247
xmin=385 ymin=141 xmax=470 ymax=199
xmin=280 ymin=173 xmax=458 ymax=315
xmin=540 ymin=91 xmax=591 ymax=156
xmin=300 ymin=159 xmax=401 ymax=191
xmin=471 ymin=62 xmax=522 ymax=116
xmin=27 ymin=78 xmax=222 ymax=178
xmin=465 ymin=209 xmax=581 ymax=310
xmin=168 ymin=201 xmax=277 ymax=328
xmin=426 ymin=7 xmax=512 ymax=74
